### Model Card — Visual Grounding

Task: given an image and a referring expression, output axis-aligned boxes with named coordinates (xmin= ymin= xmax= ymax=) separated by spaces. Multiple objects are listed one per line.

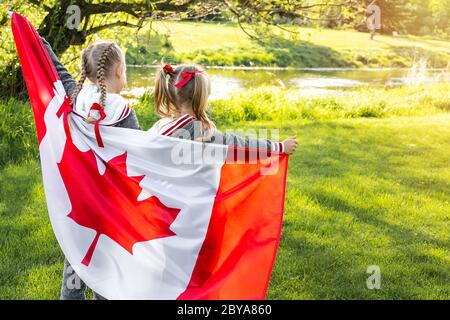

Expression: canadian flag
xmin=11 ymin=13 xmax=288 ymax=300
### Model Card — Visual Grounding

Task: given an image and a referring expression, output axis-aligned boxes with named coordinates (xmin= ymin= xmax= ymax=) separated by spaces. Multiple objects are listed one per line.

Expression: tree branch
xmin=83 ymin=1 xmax=150 ymax=17
xmin=86 ymin=20 xmax=141 ymax=35
xmin=239 ymin=2 xmax=353 ymax=16
xmin=154 ymin=0 xmax=200 ymax=12
xmin=83 ymin=0 xmax=200 ymax=17
xmin=28 ymin=0 xmax=51 ymax=11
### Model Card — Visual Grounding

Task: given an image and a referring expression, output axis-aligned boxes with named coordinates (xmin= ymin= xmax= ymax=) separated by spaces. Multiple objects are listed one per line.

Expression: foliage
xmin=126 ymin=83 xmax=450 ymax=131
xmin=207 ymin=83 xmax=450 ymax=126
xmin=347 ymin=0 xmax=450 ymax=37
xmin=125 ymin=32 xmax=174 ymax=65
xmin=0 ymin=0 xmax=179 ymax=96
xmin=131 ymin=91 xmax=160 ymax=129
xmin=407 ymin=0 xmax=450 ymax=37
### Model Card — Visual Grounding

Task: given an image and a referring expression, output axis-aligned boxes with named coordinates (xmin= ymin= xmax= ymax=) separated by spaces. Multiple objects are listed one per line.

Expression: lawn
xmin=122 ymin=21 xmax=450 ymax=68
xmin=1 ymin=114 xmax=449 ymax=299
xmin=154 ymin=22 xmax=450 ymax=55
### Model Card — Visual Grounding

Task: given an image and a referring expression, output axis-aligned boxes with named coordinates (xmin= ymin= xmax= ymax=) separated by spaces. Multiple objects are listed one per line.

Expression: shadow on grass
xmin=277 ymin=219 xmax=449 ymax=299
xmin=176 ymin=34 xmax=359 ymax=68
xmin=269 ymin=118 xmax=450 ymax=299
xmin=307 ymin=188 xmax=449 ymax=254
xmin=296 ymin=120 xmax=449 ymax=200
xmin=257 ymin=36 xmax=357 ymax=68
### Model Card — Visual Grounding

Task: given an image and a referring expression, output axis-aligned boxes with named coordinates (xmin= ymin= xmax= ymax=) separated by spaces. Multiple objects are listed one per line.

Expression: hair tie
xmin=163 ymin=64 xmax=174 ymax=76
xmin=175 ymin=70 xmax=203 ymax=88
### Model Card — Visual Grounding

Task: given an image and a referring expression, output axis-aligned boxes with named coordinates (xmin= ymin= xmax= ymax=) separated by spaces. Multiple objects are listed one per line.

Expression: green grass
xmin=0 ymin=114 xmax=449 ymax=299
xmin=0 ymin=161 xmax=62 ymax=299
xmin=122 ymin=22 xmax=450 ymax=68
xmin=0 ymin=98 xmax=38 ymax=166
xmin=244 ymin=116 xmax=450 ymax=299
xmin=132 ymin=83 xmax=450 ymax=129
xmin=209 ymin=83 xmax=450 ymax=124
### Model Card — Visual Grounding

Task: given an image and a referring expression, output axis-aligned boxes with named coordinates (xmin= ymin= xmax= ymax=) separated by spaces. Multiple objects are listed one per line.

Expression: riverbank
xmin=1 ymin=82 xmax=449 ymax=166
xmin=123 ymin=22 xmax=450 ymax=68
xmin=132 ymin=82 xmax=450 ymax=130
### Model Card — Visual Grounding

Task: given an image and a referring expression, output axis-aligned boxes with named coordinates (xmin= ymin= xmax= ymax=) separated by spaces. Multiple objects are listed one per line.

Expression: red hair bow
xmin=175 ymin=70 xmax=203 ymax=88
xmin=163 ymin=64 xmax=174 ymax=76
xmin=88 ymin=103 xmax=107 ymax=148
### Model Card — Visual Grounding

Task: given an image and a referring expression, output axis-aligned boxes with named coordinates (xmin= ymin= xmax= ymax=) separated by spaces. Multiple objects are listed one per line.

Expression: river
xmin=123 ymin=66 xmax=450 ymax=102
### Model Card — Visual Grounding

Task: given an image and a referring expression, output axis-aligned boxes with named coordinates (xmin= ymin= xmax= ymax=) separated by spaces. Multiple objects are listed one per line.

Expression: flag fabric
xmin=11 ymin=12 xmax=289 ymax=300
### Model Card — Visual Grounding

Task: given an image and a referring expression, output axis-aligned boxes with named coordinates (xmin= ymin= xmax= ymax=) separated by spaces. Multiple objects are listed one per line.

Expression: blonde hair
xmin=70 ymin=41 xmax=124 ymax=108
xmin=154 ymin=64 xmax=214 ymax=131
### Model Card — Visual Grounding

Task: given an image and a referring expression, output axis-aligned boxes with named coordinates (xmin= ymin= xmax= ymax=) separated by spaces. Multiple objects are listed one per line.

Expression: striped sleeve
xmin=211 ymin=131 xmax=284 ymax=153
xmin=166 ymin=119 xmax=285 ymax=154
xmin=162 ymin=115 xmax=195 ymax=136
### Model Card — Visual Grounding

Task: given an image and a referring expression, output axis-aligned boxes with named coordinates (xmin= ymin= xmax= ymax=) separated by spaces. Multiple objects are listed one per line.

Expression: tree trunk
xmin=38 ymin=0 xmax=87 ymax=56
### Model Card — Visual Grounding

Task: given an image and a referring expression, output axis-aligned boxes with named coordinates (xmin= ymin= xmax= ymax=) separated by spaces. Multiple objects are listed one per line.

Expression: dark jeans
xmin=60 ymin=258 xmax=106 ymax=300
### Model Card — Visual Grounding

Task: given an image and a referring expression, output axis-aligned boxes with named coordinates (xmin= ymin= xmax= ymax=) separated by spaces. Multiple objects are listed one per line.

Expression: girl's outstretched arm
xmin=212 ymin=130 xmax=284 ymax=153
xmin=41 ymin=38 xmax=76 ymax=97
xmin=171 ymin=120 xmax=293 ymax=154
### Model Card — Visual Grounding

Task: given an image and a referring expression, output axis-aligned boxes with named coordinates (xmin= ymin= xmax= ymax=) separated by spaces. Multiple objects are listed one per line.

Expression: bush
xmin=206 ymin=83 xmax=450 ymax=126
xmin=132 ymin=83 xmax=450 ymax=128
xmin=125 ymin=33 xmax=177 ymax=65
xmin=132 ymin=91 xmax=160 ymax=130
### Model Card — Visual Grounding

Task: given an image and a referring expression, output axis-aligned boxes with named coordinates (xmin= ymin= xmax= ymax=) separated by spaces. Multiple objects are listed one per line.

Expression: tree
xmin=348 ymin=0 xmax=414 ymax=34
xmin=375 ymin=0 xmax=415 ymax=33
xmin=406 ymin=0 xmax=450 ymax=36
xmin=223 ymin=0 xmax=357 ymax=39
xmin=1 ymin=0 xmax=201 ymax=97
xmin=0 ymin=0 xmax=353 ymax=97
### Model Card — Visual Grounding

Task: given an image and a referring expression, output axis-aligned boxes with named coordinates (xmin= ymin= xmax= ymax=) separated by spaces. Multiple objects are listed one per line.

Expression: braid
xmin=70 ymin=62 xmax=87 ymax=106
xmin=97 ymin=43 xmax=114 ymax=108
xmin=70 ymin=47 xmax=93 ymax=106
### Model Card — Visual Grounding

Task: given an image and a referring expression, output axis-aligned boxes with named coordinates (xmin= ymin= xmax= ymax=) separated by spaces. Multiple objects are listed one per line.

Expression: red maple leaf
xmin=57 ymin=139 xmax=181 ymax=266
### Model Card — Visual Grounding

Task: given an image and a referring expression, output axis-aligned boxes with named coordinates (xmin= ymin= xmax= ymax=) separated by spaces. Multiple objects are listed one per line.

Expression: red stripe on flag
xmin=178 ymin=154 xmax=288 ymax=299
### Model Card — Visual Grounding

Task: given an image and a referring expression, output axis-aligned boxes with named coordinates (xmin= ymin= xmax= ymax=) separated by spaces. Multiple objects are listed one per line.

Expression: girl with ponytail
xmin=150 ymin=64 xmax=298 ymax=155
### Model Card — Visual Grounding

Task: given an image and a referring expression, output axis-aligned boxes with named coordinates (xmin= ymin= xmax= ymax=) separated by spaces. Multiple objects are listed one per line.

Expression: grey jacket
xmin=171 ymin=120 xmax=282 ymax=152
xmin=42 ymin=39 xmax=141 ymax=130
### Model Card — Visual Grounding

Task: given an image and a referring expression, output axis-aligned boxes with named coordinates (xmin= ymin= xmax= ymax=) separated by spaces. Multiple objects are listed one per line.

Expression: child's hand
xmin=282 ymin=136 xmax=298 ymax=155
xmin=85 ymin=116 xmax=97 ymax=124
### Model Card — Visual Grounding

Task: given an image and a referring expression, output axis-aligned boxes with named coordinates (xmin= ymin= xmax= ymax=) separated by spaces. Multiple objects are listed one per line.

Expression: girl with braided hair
xmin=42 ymin=39 xmax=141 ymax=299
xmin=71 ymin=41 xmax=138 ymax=137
